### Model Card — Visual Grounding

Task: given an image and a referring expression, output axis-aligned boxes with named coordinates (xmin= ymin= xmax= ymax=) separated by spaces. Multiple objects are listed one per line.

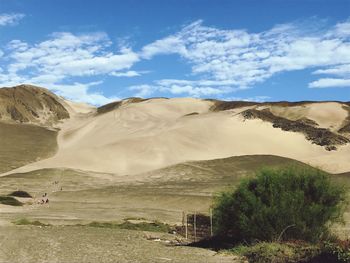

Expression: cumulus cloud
xmin=313 ymin=64 xmax=350 ymax=77
xmin=110 ymin=70 xmax=149 ymax=77
xmin=129 ymin=84 xmax=155 ymax=97
xmin=137 ymin=19 xmax=350 ymax=96
xmin=51 ymin=81 xmax=119 ymax=105
xmin=2 ymin=18 xmax=350 ymax=104
xmin=309 ymin=78 xmax=350 ymax=88
xmin=0 ymin=32 xmax=139 ymax=104
xmin=224 ymin=96 xmax=271 ymax=102
xmin=333 ymin=20 xmax=350 ymax=37
xmin=0 ymin=13 xmax=25 ymax=26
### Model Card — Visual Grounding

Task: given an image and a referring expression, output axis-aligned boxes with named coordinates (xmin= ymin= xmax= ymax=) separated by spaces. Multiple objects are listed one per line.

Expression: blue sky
xmin=0 ymin=0 xmax=350 ymax=105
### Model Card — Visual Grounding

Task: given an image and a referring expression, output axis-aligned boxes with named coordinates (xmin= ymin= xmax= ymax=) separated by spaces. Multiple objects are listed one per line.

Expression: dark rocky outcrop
xmin=209 ymin=100 xmax=258 ymax=111
xmin=241 ymin=109 xmax=350 ymax=150
xmin=210 ymin=99 xmax=348 ymax=112
xmin=338 ymin=105 xmax=350 ymax=134
xmin=97 ymin=97 xmax=146 ymax=115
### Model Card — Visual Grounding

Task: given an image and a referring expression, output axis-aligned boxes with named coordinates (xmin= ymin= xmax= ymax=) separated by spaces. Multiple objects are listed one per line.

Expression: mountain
xmin=0 ymin=85 xmax=350 ymax=176
xmin=0 ymin=84 xmax=69 ymax=127
xmin=0 ymin=85 xmax=71 ymax=173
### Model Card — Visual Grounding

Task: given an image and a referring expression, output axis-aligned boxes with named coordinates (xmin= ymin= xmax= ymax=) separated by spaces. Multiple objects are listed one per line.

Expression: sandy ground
xmin=1 ymin=96 xmax=349 ymax=262
xmin=0 ymin=225 xmax=239 ymax=263
xmin=2 ymin=98 xmax=349 ymax=178
xmin=0 ymin=156 xmax=348 ymax=262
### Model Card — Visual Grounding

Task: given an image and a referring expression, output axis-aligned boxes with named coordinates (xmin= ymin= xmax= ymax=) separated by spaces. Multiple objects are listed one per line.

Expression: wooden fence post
xmin=210 ymin=208 xmax=213 ymax=237
xmin=185 ymin=212 xmax=188 ymax=240
xmin=194 ymin=211 xmax=197 ymax=242
xmin=182 ymin=211 xmax=185 ymax=226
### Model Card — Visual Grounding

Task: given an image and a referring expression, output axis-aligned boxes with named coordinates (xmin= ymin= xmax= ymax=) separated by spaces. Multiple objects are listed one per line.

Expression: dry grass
xmin=0 ymin=122 xmax=57 ymax=173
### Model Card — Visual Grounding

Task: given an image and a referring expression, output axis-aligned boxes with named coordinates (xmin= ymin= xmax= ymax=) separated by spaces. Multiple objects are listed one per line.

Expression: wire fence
xmin=175 ymin=209 xmax=213 ymax=242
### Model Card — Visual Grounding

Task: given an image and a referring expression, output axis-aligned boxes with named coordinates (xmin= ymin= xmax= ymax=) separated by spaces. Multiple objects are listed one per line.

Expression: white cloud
xmin=224 ymin=96 xmax=271 ymax=102
xmin=141 ymin=36 xmax=187 ymax=59
xmin=6 ymin=32 xmax=139 ymax=77
xmin=138 ymin=19 xmax=350 ymax=96
xmin=333 ymin=20 xmax=350 ymax=37
xmin=166 ymin=84 xmax=229 ymax=97
xmin=110 ymin=70 xmax=148 ymax=77
xmin=2 ymin=18 xmax=350 ymax=103
xmin=128 ymin=79 xmax=238 ymax=98
xmin=313 ymin=64 xmax=350 ymax=77
xmin=309 ymin=78 xmax=350 ymax=88
xmin=0 ymin=32 xmax=140 ymax=104
xmin=129 ymin=84 xmax=155 ymax=97
xmin=0 ymin=13 xmax=25 ymax=26
xmin=51 ymin=81 xmax=119 ymax=105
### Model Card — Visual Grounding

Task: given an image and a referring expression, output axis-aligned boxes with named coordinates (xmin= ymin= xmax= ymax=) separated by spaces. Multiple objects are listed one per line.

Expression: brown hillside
xmin=0 ymin=122 xmax=57 ymax=173
xmin=0 ymin=84 xmax=69 ymax=126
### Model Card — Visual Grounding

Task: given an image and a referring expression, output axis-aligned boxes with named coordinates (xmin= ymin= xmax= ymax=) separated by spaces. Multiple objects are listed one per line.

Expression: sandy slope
xmin=2 ymin=98 xmax=350 ymax=176
xmin=266 ymin=102 xmax=348 ymax=131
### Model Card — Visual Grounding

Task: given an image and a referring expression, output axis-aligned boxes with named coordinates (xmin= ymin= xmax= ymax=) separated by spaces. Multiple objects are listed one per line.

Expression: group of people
xmin=38 ymin=192 xmax=49 ymax=205
xmin=35 ymin=180 xmax=63 ymax=205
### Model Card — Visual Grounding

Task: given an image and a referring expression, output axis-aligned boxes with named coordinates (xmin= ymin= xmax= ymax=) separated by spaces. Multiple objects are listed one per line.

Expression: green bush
xmin=229 ymin=242 xmax=320 ymax=263
xmin=321 ymin=239 xmax=350 ymax=262
xmin=213 ymin=166 xmax=347 ymax=243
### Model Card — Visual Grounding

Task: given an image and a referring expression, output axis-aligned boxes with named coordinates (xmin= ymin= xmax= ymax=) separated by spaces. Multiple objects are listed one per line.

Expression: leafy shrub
xmin=213 ymin=166 xmax=347 ymax=243
xmin=320 ymin=239 xmax=350 ymax=262
xmin=229 ymin=241 xmax=320 ymax=263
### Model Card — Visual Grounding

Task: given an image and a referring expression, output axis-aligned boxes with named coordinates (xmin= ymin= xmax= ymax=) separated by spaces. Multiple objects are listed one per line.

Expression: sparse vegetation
xmin=0 ymin=195 xmax=23 ymax=206
xmin=320 ymin=239 xmax=350 ymax=262
xmin=13 ymin=218 xmax=50 ymax=226
xmin=226 ymin=239 xmax=350 ymax=263
xmin=85 ymin=220 xmax=172 ymax=233
xmin=8 ymin=190 xmax=32 ymax=198
xmin=12 ymin=218 xmax=170 ymax=232
xmin=228 ymin=241 xmax=320 ymax=263
xmin=213 ymin=166 xmax=347 ymax=243
xmin=183 ymin=112 xmax=199 ymax=116
xmin=0 ymin=122 xmax=57 ymax=173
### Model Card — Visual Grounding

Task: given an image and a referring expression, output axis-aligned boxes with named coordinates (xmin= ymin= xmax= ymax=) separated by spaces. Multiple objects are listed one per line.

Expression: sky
xmin=0 ymin=0 xmax=350 ymax=105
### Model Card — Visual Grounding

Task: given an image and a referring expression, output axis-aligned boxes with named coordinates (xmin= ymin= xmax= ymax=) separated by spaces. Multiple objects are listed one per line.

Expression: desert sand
xmin=2 ymin=98 xmax=349 ymax=177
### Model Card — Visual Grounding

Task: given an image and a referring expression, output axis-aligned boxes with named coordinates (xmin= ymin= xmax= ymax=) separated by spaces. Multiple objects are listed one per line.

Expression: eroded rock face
xmin=209 ymin=100 xmax=326 ymax=112
xmin=209 ymin=100 xmax=258 ymax=111
xmin=338 ymin=106 xmax=350 ymax=135
xmin=0 ymin=84 xmax=69 ymax=127
xmin=339 ymin=124 xmax=350 ymax=134
xmin=241 ymin=109 xmax=350 ymax=150
xmin=97 ymin=97 xmax=146 ymax=115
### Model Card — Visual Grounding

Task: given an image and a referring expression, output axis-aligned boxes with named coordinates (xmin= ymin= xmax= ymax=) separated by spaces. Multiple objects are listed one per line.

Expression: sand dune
xmin=3 ymin=97 xmax=350 ymax=177
xmin=265 ymin=102 xmax=349 ymax=131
